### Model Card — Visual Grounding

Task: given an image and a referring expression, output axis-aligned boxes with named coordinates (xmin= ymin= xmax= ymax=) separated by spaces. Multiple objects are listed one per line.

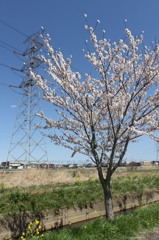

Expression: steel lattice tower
xmin=7 ymin=29 xmax=48 ymax=166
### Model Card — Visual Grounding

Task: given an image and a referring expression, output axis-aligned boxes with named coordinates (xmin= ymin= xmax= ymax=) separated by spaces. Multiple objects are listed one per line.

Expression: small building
xmin=140 ymin=161 xmax=152 ymax=166
xmin=9 ymin=162 xmax=24 ymax=170
xmin=0 ymin=161 xmax=10 ymax=169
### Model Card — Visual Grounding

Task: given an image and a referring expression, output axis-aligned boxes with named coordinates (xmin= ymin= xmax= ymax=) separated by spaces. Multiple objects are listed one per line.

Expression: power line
xmin=0 ymin=82 xmax=8 ymax=86
xmin=0 ymin=18 xmax=85 ymax=79
xmin=0 ymin=44 xmax=13 ymax=52
xmin=70 ymin=64 xmax=86 ymax=77
xmin=14 ymin=53 xmax=24 ymax=62
xmin=0 ymin=19 xmax=86 ymax=86
xmin=0 ymin=40 xmax=22 ymax=52
xmin=9 ymin=86 xmax=22 ymax=95
xmin=0 ymin=62 xmax=11 ymax=69
xmin=0 ymin=19 xmax=28 ymax=38
xmin=0 ymin=79 xmax=22 ymax=94
xmin=0 ymin=44 xmax=24 ymax=65
xmin=0 ymin=82 xmax=21 ymax=95
xmin=0 ymin=61 xmax=24 ymax=80
xmin=0 ymin=41 xmax=25 ymax=66
xmin=11 ymin=69 xmax=23 ymax=78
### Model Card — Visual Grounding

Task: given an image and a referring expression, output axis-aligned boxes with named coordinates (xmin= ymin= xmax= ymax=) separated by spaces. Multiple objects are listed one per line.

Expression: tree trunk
xmin=97 ymin=166 xmax=114 ymax=220
xmin=103 ymin=180 xmax=114 ymax=220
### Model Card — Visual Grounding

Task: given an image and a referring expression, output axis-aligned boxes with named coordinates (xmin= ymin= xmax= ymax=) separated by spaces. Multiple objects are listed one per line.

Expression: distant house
xmin=152 ymin=161 xmax=159 ymax=165
xmin=0 ymin=162 xmax=10 ymax=169
xmin=140 ymin=161 xmax=152 ymax=166
xmin=9 ymin=162 xmax=24 ymax=170
xmin=127 ymin=161 xmax=140 ymax=170
xmin=68 ymin=164 xmax=75 ymax=168
xmin=128 ymin=162 xmax=140 ymax=166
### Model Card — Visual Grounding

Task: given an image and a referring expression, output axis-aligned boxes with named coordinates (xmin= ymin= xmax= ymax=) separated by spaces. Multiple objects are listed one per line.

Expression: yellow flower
xmin=38 ymin=225 xmax=42 ymax=229
xmin=84 ymin=226 xmax=87 ymax=228
xmin=35 ymin=220 xmax=39 ymax=225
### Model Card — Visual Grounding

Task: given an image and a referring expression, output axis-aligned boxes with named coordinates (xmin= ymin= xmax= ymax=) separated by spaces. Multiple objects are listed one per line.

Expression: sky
xmin=0 ymin=0 xmax=159 ymax=164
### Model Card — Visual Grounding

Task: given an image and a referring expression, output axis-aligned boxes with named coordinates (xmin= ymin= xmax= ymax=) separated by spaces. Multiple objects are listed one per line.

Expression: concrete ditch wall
xmin=1 ymin=191 xmax=159 ymax=240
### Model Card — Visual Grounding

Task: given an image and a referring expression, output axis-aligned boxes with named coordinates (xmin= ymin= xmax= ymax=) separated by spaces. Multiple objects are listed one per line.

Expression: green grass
xmin=0 ymin=179 xmax=103 ymax=216
xmin=1 ymin=175 xmax=159 ymax=217
xmin=25 ymin=202 xmax=159 ymax=240
xmin=111 ymin=174 xmax=159 ymax=197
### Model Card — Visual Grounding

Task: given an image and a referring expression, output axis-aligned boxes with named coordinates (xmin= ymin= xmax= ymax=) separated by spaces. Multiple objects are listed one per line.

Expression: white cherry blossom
xmin=30 ymin=21 xmax=159 ymax=221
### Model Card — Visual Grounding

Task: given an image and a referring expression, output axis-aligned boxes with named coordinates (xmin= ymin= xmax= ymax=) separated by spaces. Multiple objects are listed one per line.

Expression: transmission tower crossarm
xmin=13 ymin=51 xmax=25 ymax=56
xmin=11 ymin=67 xmax=22 ymax=72
xmin=9 ymin=84 xmax=21 ymax=88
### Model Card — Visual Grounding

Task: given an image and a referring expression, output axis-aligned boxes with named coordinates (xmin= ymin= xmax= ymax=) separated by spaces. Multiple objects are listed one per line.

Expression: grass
xmin=1 ymin=169 xmax=159 ymax=239
xmin=1 ymin=174 xmax=159 ymax=218
xmin=0 ymin=168 xmax=98 ymax=188
xmin=111 ymin=174 xmax=159 ymax=197
xmin=22 ymin=201 xmax=159 ymax=240
xmin=0 ymin=178 xmax=103 ymax=216
xmin=0 ymin=167 xmax=159 ymax=188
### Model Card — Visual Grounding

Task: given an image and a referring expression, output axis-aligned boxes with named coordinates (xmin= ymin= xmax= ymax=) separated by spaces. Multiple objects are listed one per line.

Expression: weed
xmin=19 ymin=220 xmax=44 ymax=239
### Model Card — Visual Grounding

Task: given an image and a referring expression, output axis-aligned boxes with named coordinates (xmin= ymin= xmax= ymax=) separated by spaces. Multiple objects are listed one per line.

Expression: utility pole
xmin=7 ymin=28 xmax=48 ymax=166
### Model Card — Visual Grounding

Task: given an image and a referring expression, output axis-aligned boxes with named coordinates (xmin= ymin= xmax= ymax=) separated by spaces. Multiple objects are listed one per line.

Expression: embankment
xmin=1 ymin=190 xmax=159 ymax=240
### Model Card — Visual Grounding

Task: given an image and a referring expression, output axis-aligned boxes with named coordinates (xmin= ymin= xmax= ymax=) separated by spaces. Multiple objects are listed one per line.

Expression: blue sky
xmin=0 ymin=0 xmax=159 ymax=164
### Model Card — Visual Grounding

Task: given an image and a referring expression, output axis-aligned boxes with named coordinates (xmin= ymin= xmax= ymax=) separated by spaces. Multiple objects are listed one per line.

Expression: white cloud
xmin=10 ymin=105 xmax=17 ymax=109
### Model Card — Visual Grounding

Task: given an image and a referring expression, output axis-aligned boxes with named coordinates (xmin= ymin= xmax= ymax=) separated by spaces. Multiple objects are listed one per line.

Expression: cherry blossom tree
xmin=30 ymin=17 xmax=159 ymax=220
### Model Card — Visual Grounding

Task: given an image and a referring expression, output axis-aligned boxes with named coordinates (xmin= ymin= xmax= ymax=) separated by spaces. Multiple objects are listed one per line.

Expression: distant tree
xmin=30 ymin=17 xmax=159 ymax=220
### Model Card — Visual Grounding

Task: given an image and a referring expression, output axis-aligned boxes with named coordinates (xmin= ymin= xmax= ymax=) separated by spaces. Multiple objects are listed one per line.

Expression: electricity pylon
xmin=7 ymin=28 xmax=48 ymax=166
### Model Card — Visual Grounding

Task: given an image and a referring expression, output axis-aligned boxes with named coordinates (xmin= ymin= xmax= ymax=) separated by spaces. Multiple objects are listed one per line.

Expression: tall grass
xmin=0 ymin=169 xmax=98 ymax=187
xmin=0 ymin=168 xmax=159 ymax=188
